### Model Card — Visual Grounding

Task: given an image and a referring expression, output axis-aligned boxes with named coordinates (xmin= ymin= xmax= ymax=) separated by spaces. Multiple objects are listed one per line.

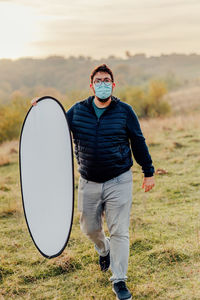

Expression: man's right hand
xmin=142 ymin=176 xmax=155 ymax=192
xmin=31 ymin=97 xmax=40 ymax=106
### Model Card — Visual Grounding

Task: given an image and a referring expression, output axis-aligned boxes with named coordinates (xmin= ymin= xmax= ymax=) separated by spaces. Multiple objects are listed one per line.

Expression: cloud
xmin=1 ymin=0 xmax=200 ymax=58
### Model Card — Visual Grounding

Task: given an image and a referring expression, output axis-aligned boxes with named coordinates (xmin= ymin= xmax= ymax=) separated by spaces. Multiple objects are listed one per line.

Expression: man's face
xmin=90 ymin=72 xmax=115 ymax=102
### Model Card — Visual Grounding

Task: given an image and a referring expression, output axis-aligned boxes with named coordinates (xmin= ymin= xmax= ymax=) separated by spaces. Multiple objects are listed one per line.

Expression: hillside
xmin=1 ymin=53 xmax=200 ymax=102
xmin=167 ymin=85 xmax=200 ymax=114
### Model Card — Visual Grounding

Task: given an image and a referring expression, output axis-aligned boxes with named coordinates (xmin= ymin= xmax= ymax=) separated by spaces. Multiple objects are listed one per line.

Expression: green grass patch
xmin=1 ymin=113 xmax=200 ymax=299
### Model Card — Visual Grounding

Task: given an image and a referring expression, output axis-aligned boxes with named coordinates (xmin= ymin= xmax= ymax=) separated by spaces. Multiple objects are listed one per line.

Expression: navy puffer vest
xmin=66 ymin=95 xmax=154 ymax=182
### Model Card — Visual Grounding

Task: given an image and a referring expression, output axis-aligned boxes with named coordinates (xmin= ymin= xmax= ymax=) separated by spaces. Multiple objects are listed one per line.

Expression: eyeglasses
xmin=93 ymin=78 xmax=113 ymax=87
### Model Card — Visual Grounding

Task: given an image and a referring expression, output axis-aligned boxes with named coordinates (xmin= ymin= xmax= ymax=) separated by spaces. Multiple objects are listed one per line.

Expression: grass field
xmin=0 ymin=111 xmax=200 ymax=300
xmin=167 ymin=85 xmax=200 ymax=115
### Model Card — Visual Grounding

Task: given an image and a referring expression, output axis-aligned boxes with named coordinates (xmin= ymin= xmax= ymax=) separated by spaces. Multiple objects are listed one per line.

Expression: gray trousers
xmin=77 ymin=168 xmax=133 ymax=283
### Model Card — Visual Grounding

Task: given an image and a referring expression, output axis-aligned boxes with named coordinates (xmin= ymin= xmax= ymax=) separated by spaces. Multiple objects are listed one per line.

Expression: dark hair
xmin=90 ymin=64 xmax=114 ymax=83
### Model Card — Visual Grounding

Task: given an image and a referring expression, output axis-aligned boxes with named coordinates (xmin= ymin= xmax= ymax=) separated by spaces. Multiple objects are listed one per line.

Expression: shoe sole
xmin=112 ymin=287 xmax=132 ymax=300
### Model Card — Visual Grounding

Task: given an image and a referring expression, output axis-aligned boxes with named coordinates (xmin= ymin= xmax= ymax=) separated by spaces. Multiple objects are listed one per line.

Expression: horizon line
xmin=0 ymin=51 xmax=200 ymax=61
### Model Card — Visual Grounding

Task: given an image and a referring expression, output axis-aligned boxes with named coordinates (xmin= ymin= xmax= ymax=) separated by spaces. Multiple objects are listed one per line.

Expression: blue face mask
xmin=94 ymin=82 xmax=112 ymax=100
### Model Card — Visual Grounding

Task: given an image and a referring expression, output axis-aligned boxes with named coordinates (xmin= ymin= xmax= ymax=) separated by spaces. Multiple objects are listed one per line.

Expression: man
xmin=31 ymin=64 xmax=155 ymax=299
xmin=65 ymin=64 xmax=155 ymax=300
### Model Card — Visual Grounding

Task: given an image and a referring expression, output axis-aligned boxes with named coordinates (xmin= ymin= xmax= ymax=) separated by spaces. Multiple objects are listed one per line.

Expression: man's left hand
xmin=142 ymin=176 xmax=155 ymax=192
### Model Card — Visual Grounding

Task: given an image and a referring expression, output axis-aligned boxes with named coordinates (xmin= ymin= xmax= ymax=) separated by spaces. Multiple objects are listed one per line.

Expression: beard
xmin=96 ymin=95 xmax=111 ymax=103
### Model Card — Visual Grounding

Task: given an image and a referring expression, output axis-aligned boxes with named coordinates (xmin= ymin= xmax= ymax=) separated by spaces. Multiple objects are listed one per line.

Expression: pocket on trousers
xmin=117 ymin=169 xmax=132 ymax=183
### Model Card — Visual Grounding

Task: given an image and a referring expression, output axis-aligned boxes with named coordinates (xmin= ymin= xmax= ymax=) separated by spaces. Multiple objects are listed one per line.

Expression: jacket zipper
xmin=90 ymin=99 xmax=116 ymax=159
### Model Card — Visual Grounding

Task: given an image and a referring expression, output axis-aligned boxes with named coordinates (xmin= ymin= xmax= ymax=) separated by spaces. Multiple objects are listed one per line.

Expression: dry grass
xmin=0 ymin=140 xmax=18 ymax=166
xmin=0 ymin=111 xmax=200 ymax=299
xmin=0 ymin=156 xmax=10 ymax=167
xmin=166 ymin=85 xmax=200 ymax=114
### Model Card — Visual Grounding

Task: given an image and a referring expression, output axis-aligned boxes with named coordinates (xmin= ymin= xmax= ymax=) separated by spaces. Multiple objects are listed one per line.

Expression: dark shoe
xmin=112 ymin=281 xmax=132 ymax=300
xmin=99 ymin=251 xmax=110 ymax=272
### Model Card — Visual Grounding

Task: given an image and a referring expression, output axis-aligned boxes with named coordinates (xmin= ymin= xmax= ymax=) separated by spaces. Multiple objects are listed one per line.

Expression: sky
xmin=0 ymin=0 xmax=200 ymax=59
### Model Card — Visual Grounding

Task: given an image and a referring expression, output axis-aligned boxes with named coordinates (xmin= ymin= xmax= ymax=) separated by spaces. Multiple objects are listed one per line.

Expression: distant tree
xmin=116 ymin=80 xmax=171 ymax=118
xmin=117 ymin=86 xmax=146 ymax=117
xmin=125 ymin=51 xmax=132 ymax=58
xmin=0 ymin=97 xmax=29 ymax=144
xmin=132 ymin=53 xmax=146 ymax=60
xmin=108 ymin=55 xmax=116 ymax=60
xmin=145 ymin=80 xmax=171 ymax=117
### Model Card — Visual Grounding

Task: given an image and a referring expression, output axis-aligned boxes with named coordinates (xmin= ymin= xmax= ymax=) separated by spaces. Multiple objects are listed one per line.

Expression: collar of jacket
xmin=85 ymin=95 xmax=120 ymax=111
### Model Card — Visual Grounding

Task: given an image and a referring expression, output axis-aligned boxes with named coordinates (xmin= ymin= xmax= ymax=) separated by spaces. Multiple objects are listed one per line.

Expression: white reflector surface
xmin=19 ymin=97 xmax=74 ymax=258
